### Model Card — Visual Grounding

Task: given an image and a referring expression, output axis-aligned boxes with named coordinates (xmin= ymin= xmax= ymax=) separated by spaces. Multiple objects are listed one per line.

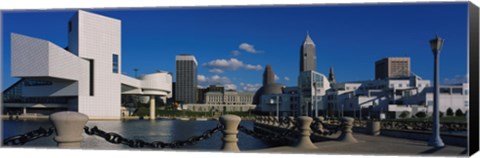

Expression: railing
xmin=2 ymin=112 xmax=359 ymax=151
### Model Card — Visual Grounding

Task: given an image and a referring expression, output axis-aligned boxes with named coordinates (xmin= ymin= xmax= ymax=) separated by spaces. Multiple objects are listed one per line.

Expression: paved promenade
xmin=254 ymin=133 xmax=467 ymax=156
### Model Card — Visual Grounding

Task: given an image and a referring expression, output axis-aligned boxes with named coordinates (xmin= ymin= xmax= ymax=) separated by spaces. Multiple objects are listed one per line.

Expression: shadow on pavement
xmin=419 ymin=147 xmax=445 ymax=154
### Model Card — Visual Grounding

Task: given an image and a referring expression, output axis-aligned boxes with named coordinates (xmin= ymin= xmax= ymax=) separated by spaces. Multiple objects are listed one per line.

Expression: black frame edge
xmin=469 ymin=1 xmax=479 ymax=156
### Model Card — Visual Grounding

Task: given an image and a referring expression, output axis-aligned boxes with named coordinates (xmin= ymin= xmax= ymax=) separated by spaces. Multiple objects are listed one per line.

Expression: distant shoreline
xmin=1 ymin=115 xmax=255 ymax=121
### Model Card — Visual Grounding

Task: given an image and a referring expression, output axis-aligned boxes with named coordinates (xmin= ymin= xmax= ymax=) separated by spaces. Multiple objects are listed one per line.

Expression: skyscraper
xmin=300 ymin=33 xmax=317 ymax=72
xmin=375 ymin=57 xmax=411 ymax=80
xmin=175 ymin=54 xmax=198 ymax=104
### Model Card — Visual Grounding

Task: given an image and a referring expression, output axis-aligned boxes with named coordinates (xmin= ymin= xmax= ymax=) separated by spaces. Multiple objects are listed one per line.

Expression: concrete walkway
xmin=253 ymin=133 xmax=467 ymax=156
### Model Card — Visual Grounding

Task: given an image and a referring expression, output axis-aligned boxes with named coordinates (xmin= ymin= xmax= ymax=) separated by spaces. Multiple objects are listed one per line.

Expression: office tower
xmin=375 ymin=57 xmax=411 ymax=80
xmin=175 ymin=54 xmax=198 ymax=103
xmin=300 ymin=33 xmax=317 ymax=72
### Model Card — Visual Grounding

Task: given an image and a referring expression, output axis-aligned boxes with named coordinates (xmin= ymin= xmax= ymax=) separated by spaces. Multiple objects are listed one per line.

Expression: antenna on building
xmin=134 ymin=68 xmax=139 ymax=78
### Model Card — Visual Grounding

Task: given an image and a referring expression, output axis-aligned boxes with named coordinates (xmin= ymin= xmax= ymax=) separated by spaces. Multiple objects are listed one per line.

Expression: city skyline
xmin=1 ymin=3 xmax=469 ymax=92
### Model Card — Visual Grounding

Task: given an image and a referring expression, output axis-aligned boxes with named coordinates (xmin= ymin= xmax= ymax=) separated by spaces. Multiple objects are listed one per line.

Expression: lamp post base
xmin=428 ymin=136 xmax=445 ymax=148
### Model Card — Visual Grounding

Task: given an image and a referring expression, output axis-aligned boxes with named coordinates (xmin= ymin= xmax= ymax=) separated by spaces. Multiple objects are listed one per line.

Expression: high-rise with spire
xmin=300 ymin=33 xmax=317 ymax=72
xmin=328 ymin=65 xmax=336 ymax=84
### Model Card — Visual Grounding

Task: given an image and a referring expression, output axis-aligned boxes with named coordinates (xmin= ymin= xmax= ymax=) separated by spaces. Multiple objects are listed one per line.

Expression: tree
xmin=416 ymin=111 xmax=426 ymax=118
xmin=399 ymin=111 xmax=410 ymax=119
xmin=455 ymin=109 xmax=464 ymax=116
xmin=446 ymin=108 xmax=454 ymax=116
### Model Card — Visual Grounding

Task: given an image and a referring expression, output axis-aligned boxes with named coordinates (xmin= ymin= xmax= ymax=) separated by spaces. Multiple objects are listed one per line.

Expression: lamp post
xmin=313 ymin=82 xmax=319 ymax=117
xmin=270 ymin=95 xmax=280 ymax=119
xmin=428 ymin=34 xmax=445 ymax=148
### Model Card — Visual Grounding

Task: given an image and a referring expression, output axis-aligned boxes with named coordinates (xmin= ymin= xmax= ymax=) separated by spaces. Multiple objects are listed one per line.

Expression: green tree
xmin=415 ymin=111 xmax=426 ymax=118
xmin=446 ymin=108 xmax=454 ymax=116
xmin=399 ymin=111 xmax=410 ymax=119
xmin=455 ymin=109 xmax=464 ymax=116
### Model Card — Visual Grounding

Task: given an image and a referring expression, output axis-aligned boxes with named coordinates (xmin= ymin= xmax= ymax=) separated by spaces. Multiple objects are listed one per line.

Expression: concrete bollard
xmin=294 ymin=116 xmax=318 ymax=149
xmin=338 ymin=117 xmax=358 ymax=143
xmin=50 ymin=111 xmax=89 ymax=148
xmin=314 ymin=116 xmax=327 ymax=133
xmin=367 ymin=120 xmax=381 ymax=136
xmin=220 ymin=115 xmax=241 ymax=152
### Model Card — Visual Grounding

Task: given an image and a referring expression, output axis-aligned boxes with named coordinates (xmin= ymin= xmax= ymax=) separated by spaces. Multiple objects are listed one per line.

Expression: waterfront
xmin=2 ymin=119 xmax=271 ymax=151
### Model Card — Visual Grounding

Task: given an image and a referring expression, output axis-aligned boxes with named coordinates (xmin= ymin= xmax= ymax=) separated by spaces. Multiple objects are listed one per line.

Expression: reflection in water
xmin=2 ymin=119 xmax=271 ymax=151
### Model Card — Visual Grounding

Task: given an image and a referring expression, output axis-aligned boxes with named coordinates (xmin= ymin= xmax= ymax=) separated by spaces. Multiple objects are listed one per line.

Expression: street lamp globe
xmin=430 ymin=35 xmax=444 ymax=54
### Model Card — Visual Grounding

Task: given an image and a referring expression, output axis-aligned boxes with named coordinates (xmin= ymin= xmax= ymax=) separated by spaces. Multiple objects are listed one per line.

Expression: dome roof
xmin=252 ymin=83 xmax=285 ymax=104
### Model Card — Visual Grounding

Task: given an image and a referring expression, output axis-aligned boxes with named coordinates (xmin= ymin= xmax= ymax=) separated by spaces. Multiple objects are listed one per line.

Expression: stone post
xmin=220 ymin=115 xmax=241 ymax=152
xmin=314 ymin=116 xmax=327 ymax=133
xmin=50 ymin=111 xmax=89 ymax=148
xmin=294 ymin=116 xmax=317 ymax=149
xmin=367 ymin=120 xmax=381 ymax=136
xmin=338 ymin=117 xmax=358 ymax=143
xmin=149 ymin=96 xmax=156 ymax=120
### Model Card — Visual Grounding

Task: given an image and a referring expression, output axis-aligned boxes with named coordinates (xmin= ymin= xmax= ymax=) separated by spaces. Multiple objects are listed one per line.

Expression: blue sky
xmin=1 ymin=2 xmax=469 ymax=91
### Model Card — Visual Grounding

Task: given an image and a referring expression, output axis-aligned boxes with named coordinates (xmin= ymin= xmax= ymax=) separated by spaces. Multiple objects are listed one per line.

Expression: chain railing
xmin=3 ymin=126 xmax=56 ymax=146
xmin=83 ymin=124 xmax=224 ymax=149
xmin=238 ymin=123 xmax=297 ymax=145
xmin=310 ymin=120 xmax=342 ymax=136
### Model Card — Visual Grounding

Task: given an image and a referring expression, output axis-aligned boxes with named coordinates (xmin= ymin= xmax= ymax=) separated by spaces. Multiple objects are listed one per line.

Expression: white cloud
xmin=224 ymin=84 xmax=237 ymax=90
xmin=274 ymin=74 xmax=279 ymax=81
xmin=203 ymin=58 xmax=262 ymax=71
xmin=241 ymin=83 xmax=262 ymax=92
xmin=203 ymin=58 xmax=244 ymax=70
xmin=239 ymin=43 xmax=257 ymax=53
xmin=284 ymin=76 xmax=290 ymax=81
xmin=231 ymin=50 xmax=240 ymax=56
xmin=197 ymin=75 xmax=207 ymax=82
xmin=197 ymin=74 xmax=233 ymax=88
xmin=209 ymin=68 xmax=224 ymax=74
xmin=443 ymin=74 xmax=468 ymax=84
xmin=244 ymin=64 xmax=263 ymax=71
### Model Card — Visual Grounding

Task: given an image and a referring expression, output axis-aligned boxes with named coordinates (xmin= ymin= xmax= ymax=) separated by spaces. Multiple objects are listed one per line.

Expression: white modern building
xmin=298 ymin=70 xmax=331 ymax=117
xmin=326 ymin=75 xmax=469 ymax=119
xmin=3 ymin=10 xmax=172 ymax=119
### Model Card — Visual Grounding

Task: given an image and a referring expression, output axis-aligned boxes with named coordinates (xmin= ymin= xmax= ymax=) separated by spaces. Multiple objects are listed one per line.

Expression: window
xmin=399 ymin=84 xmax=403 ymax=87
xmin=113 ymin=54 xmax=119 ymax=73
xmin=89 ymin=59 xmax=94 ymax=96
xmin=24 ymin=80 xmax=52 ymax=87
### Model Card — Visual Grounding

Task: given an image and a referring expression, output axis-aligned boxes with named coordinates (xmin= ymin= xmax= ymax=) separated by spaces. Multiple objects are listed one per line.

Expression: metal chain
xmin=310 ymin=120 xmax=342 ymax=135
xmin=84 ymin=124 xmax=224 ymax=149
xmin=3 ymin=126 xmax=56 ymax=146
xmin=238 ymin=123 xmax=297 ymax=144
